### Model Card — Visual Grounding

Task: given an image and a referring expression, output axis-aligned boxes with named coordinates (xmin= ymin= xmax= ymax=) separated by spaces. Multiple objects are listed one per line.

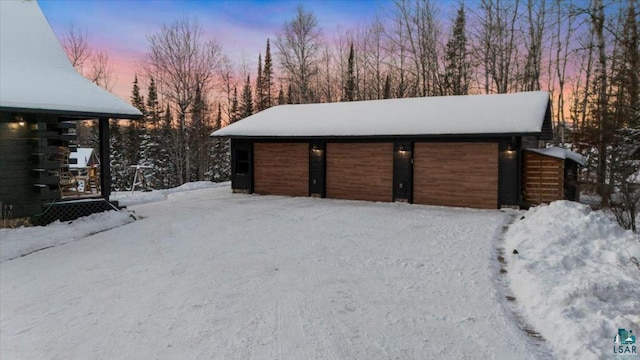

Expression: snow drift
xmin=505 ymin=200 xmax=640 ymax=360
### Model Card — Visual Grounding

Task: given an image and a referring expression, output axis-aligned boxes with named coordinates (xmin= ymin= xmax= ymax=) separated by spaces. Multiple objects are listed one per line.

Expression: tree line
xmin=65 ymin=0 xmax=638 ymax=231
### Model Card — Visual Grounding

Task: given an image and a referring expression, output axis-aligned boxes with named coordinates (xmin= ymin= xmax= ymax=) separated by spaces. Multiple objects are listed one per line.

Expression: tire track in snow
xmin=276 ymin=291 xmax=313 ymax=360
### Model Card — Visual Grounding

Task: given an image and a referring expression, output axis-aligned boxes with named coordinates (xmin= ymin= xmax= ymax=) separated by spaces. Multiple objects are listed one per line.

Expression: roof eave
xmin=210 ymin=132 xmax=543 ymax=140
xmin=0 ymin=106 xmax=142 ymax=120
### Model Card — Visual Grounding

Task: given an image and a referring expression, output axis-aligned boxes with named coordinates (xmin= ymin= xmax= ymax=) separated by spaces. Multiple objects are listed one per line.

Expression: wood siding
xmin=522 ymin=151 xmax=564 ymax=205
xmin=413 ymin=142 xmax=498 ymax=209
xmin=326 ymin=143 xmax=393 ymax=202
xmin=254 ymin=143 xmax=308 ymax=196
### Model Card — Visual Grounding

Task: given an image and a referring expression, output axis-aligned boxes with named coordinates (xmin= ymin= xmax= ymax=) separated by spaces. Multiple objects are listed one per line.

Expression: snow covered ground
xmin=0 ymin=184 xmax=547 ymax=359
xmin=3 ymin=184 xmax=636 ymax=359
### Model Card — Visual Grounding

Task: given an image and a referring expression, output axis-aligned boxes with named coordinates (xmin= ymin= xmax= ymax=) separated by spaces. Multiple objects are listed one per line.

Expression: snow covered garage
xmin=212 ymin=91 xmax=554 ymax=209
xmin=0 ymin=1 xmax=141 ymax=224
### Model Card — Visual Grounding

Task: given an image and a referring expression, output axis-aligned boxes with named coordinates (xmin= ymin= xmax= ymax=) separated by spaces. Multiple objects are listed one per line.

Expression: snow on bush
xmin=505 ymin=200 xmax=640 ymax=360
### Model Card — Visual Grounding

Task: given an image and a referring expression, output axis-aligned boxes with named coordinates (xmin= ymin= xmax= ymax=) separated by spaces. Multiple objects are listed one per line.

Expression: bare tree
xmin=551 ymin=0 xmax=576 ymax=145
xmin=87 ymin=51 xmax=116 ymax=91
xmin=360 ymin=17 xmax=387 ymax=100
xmin=392 ymin=0 xmax=443 ymax=96
xmin=61 ymin=24 xmax=91 ymax=70
xmin=522 ymin=0 xmax=547 ymax=91
xmin=276 ymin=6 xmax=322 ymax=104
xmin=385 ymin=7 xmax=413 ymax=98
xmin=471 ymin=0 xmax=522 ymax=94
xmin=143 ymin=17 xmax=223 ymax=184
xmin=218 ymin=55 xmax=237 ymax=127
xmin=590 ymin=0 xmax=612 ymax=204
xmin=317 ymin=43 xmax=336 ymax=102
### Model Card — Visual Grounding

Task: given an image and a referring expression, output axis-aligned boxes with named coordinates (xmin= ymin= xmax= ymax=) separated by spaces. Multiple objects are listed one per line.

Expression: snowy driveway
xmin=1 ymin=187 xmax=543 ymax=359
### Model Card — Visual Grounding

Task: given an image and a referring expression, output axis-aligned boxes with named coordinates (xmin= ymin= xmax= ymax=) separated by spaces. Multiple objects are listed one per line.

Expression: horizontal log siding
xmin=522 ymin=151 xmax=564 ymax=205
xmin=413 ymin=143 xmax=498 ymax=209
xmin=326 ymin=143 xmax=393 ymax=202
xmin=254 ymin=143 xmax=308 ymax=196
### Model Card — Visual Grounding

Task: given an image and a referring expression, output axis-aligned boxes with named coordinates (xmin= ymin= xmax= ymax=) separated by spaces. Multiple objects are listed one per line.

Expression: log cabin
xmin=0 ymin=1 xmax=142 ymax=225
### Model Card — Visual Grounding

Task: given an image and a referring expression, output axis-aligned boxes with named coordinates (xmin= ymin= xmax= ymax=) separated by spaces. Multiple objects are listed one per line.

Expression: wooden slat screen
xmin=522 ymin=151 xmax=564 ymax=205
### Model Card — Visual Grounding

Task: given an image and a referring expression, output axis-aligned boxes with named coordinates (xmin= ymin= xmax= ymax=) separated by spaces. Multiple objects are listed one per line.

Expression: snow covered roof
xmin=526 ymin=147 xmax=586 ymax=166
xmin=0 ymin=0 xmax=141 ymax=119
xmin=70 ymin=148 xmax=98 ymax=168
xmin=212 ymin=91 xmax=551 ymax=138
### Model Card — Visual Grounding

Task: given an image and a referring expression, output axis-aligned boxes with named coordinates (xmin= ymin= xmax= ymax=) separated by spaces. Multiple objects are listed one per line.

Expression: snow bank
xmin=505 ymin=201 xmax=640 ymax=360
xmin=0 ymin=182 xmax=227 ymax=262
xmin=111 ymin=181 xmax=228 ymax=206
xmin=0 ymin=210 xmax=134 ymax=263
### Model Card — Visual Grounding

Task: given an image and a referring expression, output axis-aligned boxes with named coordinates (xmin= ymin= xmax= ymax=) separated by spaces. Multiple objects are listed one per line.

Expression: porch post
xmin=98 ymin=117 xmax=111 ymax=200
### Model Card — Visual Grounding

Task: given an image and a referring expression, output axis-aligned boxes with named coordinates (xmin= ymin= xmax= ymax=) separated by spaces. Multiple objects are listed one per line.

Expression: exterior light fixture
xmin=311 ymin=144 xmax=323 ymax=154
xmin=505 ymin=142 xmax=517 ymax=158
xmin=397 ymin=145 xmax=408 ymax=154
xmin=8 ymin=115 xmax=26 ymax=130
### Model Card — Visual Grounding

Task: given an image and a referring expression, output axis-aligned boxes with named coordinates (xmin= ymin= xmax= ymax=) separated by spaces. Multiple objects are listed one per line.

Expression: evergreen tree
xmin=146 ymin=77 xmax=160 ymax=128
xmin=189 ymin=83 xmax=212 ymax=181
xmin=262 ymin=39 xmax=274 ymax=109
xmin=343 ymin=43 xmax=356 ymax=101
xmin=277 ymin=85 xmax=286 ymax=105
xmin=286 ymin=84 xmax=294 ymax=104
xmin=214 ymin=103 xmax=222 ymax=132
xmin=109 ymin=119 xmax=129 ymax=191
xmin=130 ymin=75 xmax=146 ymax=115
xmin=383 ymin=74 xmax=391 ymax=99
xmin=157 ymin=104 xmax=176 ymax=188
xmin=127 ymin=76 xmax=145 ymax=169
xmin=124 ymin=119 xmax=140 ymax=166
xmin=211 ymin=103 xmax=230 ymax=182
xmin=143 ymin=77 xmax=162 ymax=187
xmin=442 ymin=4 xmax=470 ymax=95
xmin=255 ymin=54 xmax=264 ymax=111
xmin=240 ymin=75 xmax=253 ymax=119
xmin=230 ymin=87 xmax=239 ymax=124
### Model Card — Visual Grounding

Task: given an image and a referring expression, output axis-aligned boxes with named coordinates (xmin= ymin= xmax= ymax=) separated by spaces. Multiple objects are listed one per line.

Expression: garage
xmin=413 ymin=142 xmax=499 ymax=209
xmin=326 ymin=143 xmax=393 ymax=202
xmin=253 ymin=143 xmax=308 ymax=196
xmin=213 ymin=91 xmax=555 ymax=209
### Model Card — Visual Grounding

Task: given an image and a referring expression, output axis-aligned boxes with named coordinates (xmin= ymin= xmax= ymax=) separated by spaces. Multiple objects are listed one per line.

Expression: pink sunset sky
xmin=38 ymin=0 xmax=397 ymax=102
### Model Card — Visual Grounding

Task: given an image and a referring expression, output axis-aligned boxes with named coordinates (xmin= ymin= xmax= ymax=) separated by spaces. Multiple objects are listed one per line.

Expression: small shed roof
xmin=0 ymin=0 xmax=141 ymax=119
xmin=211 ymin=91 xmax=551 ymax=138
xmin=526 ymin=147 xmax=586 ymax=166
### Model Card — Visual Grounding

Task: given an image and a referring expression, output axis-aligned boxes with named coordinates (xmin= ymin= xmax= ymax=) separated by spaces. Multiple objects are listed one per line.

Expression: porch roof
xmin=0 ymin=1 xmax=141 ymax=119
xmin=526 ymin=147 xmax=586 ymax=166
